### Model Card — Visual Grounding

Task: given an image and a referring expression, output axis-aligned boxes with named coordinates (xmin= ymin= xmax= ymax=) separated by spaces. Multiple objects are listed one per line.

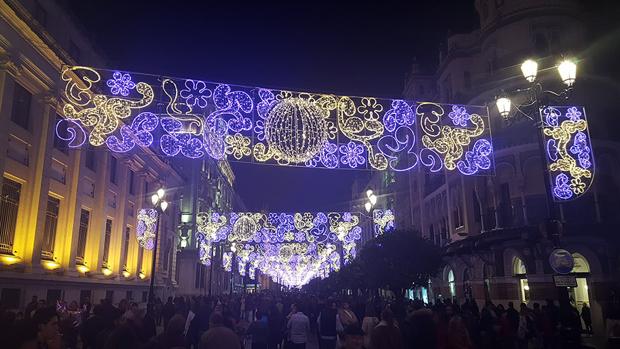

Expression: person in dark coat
xmin=370 ymin=308 xmax=403 ymax=349
xmin=581 ymin=303 xmax=592 ymax=333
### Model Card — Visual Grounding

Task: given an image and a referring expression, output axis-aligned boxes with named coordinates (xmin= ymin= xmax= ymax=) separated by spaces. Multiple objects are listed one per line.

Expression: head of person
xmin=520 ymin=303 xmax=528 ymax=311
xmin=342 ymin=325 xmax=365 ymax=349
xmin=342 ymin=302 xmax=350 ymax=310
xmin=533 ymin=302 xmax=540 ymax=310
xmin=380 ymin=308 xmax=394 ymax=325
xmin=32 ymin=307 xmax=59 ymax=343
xmin=209 ymin=311 xmax=225 ymax=328
xmin=508 ymin=301 xmax=514 ymax=309
xmin=290 ymin=303 xmax=298 ymax=313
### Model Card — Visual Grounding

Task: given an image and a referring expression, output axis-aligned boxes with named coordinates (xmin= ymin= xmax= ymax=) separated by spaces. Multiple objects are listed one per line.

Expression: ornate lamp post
xmin=148 ymin=188 xmax=168 ymax=311
xmin=494 ymin=58 xmax=577 ymax=241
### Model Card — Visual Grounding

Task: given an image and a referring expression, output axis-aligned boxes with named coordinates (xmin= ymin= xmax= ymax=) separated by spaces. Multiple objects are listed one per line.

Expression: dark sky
xmin=66 ymin=0 xmax=480 ymax=211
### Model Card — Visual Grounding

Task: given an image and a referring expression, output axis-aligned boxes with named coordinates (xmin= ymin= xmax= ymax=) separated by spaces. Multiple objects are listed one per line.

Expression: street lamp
xmin=558 ymin=59 xmax=577 ymax=87
xmin=521 ymin=59 xmax=538 ymax=83
xmin=147 ymin=187 xmax=168 ymax=312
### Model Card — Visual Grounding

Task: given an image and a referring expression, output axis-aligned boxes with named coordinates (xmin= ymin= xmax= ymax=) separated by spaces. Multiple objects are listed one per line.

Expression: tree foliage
xmin=306 ymin=229 xmax=443 ymax=295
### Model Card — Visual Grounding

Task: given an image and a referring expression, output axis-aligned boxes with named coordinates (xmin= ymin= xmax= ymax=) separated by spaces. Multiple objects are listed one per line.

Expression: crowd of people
xmin=0 ymin=291 xmax=592 ymax=349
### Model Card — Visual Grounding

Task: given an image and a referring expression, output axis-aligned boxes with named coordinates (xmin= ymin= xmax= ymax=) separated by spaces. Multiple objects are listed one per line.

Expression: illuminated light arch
xmin=56 ymin=66 xmax=497 ymax=175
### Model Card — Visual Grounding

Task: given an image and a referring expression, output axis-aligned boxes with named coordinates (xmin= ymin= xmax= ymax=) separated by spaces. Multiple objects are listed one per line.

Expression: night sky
xmin=65 ymin=1 xmax=618 ymax=211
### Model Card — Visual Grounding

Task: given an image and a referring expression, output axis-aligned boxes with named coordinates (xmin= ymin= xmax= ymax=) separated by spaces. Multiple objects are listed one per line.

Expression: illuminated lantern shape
xmin=265 ymin=98 xmax=329 ymax=163
xmin=231 ymin=215 xmax=258 ymax=242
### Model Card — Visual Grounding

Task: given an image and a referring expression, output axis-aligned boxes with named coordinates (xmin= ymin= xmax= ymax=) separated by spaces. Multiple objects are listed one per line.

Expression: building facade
xmin=398 ymin=0 xmax=620 ymax=346
xmin=0 ymin=0 xmax=187 ymax=309
xmin=174 ymin=157 xmax=237 ymax=296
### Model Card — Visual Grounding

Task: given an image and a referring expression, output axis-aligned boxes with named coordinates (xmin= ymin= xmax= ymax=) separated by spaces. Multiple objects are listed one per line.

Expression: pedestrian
xmin=162 ymin=297 xmax=175 ymax=329
xmin=340 ymin=325 xmax=365 ymax=349
xmin=32 ymin=306 xmax=62 ymax=349
xmin=200 ymin=312 xmax=241 ymax=349
xmin=338 ymin=302 xmax=358 ymax=328
xmin=360 ymin=303 xmax=378 ymax=349
xmin=247 ymin=309 xmax=269 ymax=349
xmin=370 ymin=308 xmax=403 ymax=349
xmin=286 ymin=303 xmax=310 ymax=349
xmin=581 ymin=302 xmax=592 ymax=334
xmin=317 ymin=300 xmax=342 ymax=349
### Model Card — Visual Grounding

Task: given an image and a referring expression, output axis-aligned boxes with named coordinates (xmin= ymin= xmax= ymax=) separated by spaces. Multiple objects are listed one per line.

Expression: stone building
xmin=397 ymin=0 xmax=620 ymax=345
xmin=0 ymin=0 xmax=237 ymax=308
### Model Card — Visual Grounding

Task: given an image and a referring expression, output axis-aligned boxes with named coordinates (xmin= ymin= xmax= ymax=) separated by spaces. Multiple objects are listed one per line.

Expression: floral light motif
xmin=180 ymin=79 xmax=212 ymax=108
xmin=448 ymin=105 xmax=471 ymax=127
xmin=541 ymin=106 xmax=594 ymax=201
xmin=225 ymin=133 xmax=252 ymax=160
xmin=339 ymin=141 xmax=366 ymax=168
xmin=373 ymin=209 xmax=395 ymax=237
xmin=357 ymin=97 xmax=384 ymax=120
xmin=106 ymin=71 xmax=136 ymax=96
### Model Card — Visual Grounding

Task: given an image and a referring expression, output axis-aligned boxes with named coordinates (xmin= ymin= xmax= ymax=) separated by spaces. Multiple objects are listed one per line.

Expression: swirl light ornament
xmin=540 ymin=106 xmax=594 ymax=201
xmin=56 ymin=66 xmax=499 ymax=175
xmin=137 ymin=208 xmax=158 ymax=250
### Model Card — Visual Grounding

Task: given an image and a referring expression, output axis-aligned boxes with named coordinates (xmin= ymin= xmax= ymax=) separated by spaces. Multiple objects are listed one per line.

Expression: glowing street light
xmin=521 ymin=59 xmax=538 ymax=83
xmin=496 ymin=96 xmax=512 ymax=118
xmin=558 ymin=59 xmax=577 ymax=87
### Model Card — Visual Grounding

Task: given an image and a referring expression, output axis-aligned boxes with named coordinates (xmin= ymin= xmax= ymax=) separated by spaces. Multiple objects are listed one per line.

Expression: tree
xmin=308 ymin=229 xmax=442 ymax=296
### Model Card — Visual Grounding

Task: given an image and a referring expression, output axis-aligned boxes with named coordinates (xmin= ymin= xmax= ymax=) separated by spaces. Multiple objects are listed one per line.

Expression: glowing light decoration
xmin=196 ymin=211 xmax=363 ymax=287
xmin=373 ymin=209 xmax=395 ymax=237
xmin=541 ymin=106 xmax=594 ymax=201
xmin=57 ymin=66 xmax=497 ymax=175
xmin=137 ymin=208 xmax=158 ymax=250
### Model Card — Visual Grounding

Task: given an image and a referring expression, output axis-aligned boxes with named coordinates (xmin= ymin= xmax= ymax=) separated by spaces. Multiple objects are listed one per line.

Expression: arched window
xmin=513 ymin=257 xmax=529 ymax=303
xmin=447 ymin=268 xmax=456 ymax=298
xmin=570 ymin=253 xmax=591 ymax=312
xmin=463 ymin=268 xmax=473 ymax=300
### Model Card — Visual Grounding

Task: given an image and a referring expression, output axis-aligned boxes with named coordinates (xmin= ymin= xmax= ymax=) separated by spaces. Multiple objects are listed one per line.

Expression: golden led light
xmin=138 ymin=271 xmax=146 ymax=279
xmin=558 ymin=59 xmax=577 ymax=86
xmin=1 ymin=254 xmax=21 ymax=265
xmin=521 ymin=59 xmax=538 ymax=83
xmin=122 ymin=270 xmax=131 ymax=278
xmin=102 ymin=267 xmax=113 ymax=276
xmin=77 ymin=264 xmax=90 ymax=273
xmin=42 ymin=260 xmax=60 ymax=270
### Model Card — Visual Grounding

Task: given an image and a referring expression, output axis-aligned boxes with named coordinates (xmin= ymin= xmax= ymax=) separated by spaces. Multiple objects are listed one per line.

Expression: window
xmin=41 ymin=196 xmax=60 ymax=259
xmin=0 ymin=288 xmax=21 ymax=309
xmin=53 ymin=114 xmax=69 ymax=153
xmin=499 ymin=183 xmax=513 ymax=226
xmin=33 ymin=1 xmax=47 ymax=27
xmin=11 ymin=83 xmax=31 ymax=130
xmin=85 ymin=146 xmax=96 ymax=172
xmin=447 ymin=269 xmax=456 ymax=298
xmin=122 ymin=226 xmax=131 ymax=269
xmin=79 ymin=289 xmax=91 ymax=304
xmin=109 ymin=157 xmax=117 ymax=184
xmin=102 ymin=219 xmax=112 ymax=265
xmin=0 ymin=178 xmax=21 ymax=254
xmin=46 ymin=289 xmax=61 ymax=303
xmin=464 ymin=71 xmax=471 ymax=89
xmin=514 ymin=257 xmax=529 ymax=303
xmin=483 ymin=264 xmax=493 ymax=301
xmin=76 ymin=209 xmax=90 ymax=262
xmin=137 ymin=245 xmax=144 ymax=272
xmin=128 ymin=170 xmax=135 ymax=195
